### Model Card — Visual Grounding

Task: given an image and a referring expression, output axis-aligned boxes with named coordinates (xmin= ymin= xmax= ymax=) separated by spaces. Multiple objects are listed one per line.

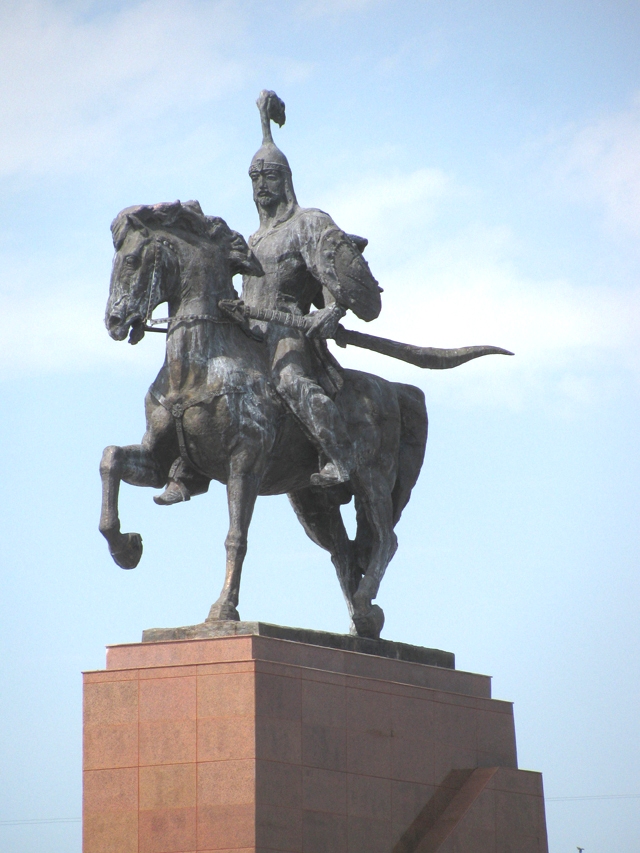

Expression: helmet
xmin=249 ymin=143 xmax=291 ymax=175
xmin=249 ymin=90 xmax=297 ymax=206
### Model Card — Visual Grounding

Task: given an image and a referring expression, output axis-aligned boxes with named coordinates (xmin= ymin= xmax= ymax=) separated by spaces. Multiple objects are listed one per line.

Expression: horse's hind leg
xmin=99 ymin=444 xmax=165 ymax=569
xmin=288 ymin=487 xmax=360 ymax=618
xmin=350 ymin=471 xmax=398 ymax=639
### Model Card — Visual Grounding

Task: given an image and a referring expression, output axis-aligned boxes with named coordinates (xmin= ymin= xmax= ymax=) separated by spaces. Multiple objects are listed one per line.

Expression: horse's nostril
xmin=108 ymin=313 xmax=122 ymax=329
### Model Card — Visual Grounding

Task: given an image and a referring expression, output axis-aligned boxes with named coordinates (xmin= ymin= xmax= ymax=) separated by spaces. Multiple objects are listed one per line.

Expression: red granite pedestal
xmin=83 ymin=630 xmax=548 ymax=853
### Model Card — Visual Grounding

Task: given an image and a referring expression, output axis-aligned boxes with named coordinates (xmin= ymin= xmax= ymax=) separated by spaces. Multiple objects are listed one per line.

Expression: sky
xmin=0 ymin=0 xmax=639 ymax=850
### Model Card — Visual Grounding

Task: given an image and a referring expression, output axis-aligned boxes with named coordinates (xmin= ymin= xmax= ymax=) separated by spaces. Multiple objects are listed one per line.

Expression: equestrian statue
xmin=99 ymin=91 xmax=511 ymax=639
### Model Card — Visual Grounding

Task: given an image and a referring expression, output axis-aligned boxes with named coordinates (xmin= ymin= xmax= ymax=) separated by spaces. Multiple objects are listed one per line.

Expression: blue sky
xmin=1 ymin=1 xmax=639 ymax=850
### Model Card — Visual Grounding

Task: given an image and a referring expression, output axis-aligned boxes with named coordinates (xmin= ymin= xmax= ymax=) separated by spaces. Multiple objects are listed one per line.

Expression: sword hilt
xmin=218 ymin=299 xmax=310 ymax=331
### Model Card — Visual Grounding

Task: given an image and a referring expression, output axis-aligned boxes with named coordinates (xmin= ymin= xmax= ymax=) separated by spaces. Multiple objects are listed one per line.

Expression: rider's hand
xmin=306 ymin=304 xmax=346 ymax=340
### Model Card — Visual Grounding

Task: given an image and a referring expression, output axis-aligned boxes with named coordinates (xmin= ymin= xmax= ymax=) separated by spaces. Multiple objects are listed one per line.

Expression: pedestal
xmin=83 ymin=624 xmax=548 ymax=852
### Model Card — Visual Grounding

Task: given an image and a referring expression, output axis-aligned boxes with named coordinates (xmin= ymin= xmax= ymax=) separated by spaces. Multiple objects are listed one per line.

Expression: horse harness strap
xmin=144 ymin=314 xmax=233 ymax=333
xmin=150 ymin=385 xmax=245 ymax=479
xmin=150 ymin=388 xmax=208 ymax=478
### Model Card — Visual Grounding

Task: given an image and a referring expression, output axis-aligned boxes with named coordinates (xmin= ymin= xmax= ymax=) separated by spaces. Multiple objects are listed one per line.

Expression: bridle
xmin=134 ymin=234 xmax=232 ymax=336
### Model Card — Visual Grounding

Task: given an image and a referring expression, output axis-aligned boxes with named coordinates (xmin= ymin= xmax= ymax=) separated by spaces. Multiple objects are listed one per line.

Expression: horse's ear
xmin=126 ymin=214 xmax=150 ymax=236
xmin=183 ymin=200 xmax=204 ymax=216
xmin=161 ymin=201 xmax=182 ymax=223
xmin=111 ymin=216 xmax=127 ymax=249
xmin=206 ymin=216 xmax=229 ymax=239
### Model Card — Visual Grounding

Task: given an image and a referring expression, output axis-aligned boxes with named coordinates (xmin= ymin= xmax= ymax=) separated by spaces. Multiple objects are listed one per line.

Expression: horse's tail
xmin=391 ymin=383 xmax=428 ymax=527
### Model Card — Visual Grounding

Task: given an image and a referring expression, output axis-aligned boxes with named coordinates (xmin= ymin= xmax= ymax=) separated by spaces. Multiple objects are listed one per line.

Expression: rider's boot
xmin=309 ymin=423 xmax=355 ymax=487
xmin=310 ymin=453 xmax=353 ymax=488
xmin=154 ymin=478 xmax=191 ymax=505
xmin=154 ymin=459 xmax=210 ymax=505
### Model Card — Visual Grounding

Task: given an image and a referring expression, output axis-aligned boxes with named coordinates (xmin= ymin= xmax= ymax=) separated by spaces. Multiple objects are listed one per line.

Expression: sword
xmin=218 ymin=299 xmax=513 ymax=369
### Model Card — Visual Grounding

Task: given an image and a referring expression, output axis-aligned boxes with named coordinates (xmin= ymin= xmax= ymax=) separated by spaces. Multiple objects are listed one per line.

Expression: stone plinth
xmin=83 ymin=629 xmax=548 ymax=853
xmin=141 ymin=621 xmax=455 ymax=670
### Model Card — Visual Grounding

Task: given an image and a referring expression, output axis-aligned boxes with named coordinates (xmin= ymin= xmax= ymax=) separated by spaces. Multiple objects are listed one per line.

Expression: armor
xmin=242 ymin=91 xmax=384 ymax=487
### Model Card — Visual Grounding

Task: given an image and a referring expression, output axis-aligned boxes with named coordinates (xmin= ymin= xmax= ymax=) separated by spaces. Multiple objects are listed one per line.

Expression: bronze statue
xmin=158 ymin=91 xmax=382 ymax=502
xmin=99 ymin=92 xmax=511 ymax=638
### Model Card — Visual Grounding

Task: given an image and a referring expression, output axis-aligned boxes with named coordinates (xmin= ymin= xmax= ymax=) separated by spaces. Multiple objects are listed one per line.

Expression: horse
xmin=100 ymin=200 xmax=427 ymax=639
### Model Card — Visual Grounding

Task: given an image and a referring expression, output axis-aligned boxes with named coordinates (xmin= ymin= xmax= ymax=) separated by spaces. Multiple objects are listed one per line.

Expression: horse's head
xmin=107 ymin=204 xmax=183 ymax=344
xmin=106 ymin=201 xmax=262 ymax=344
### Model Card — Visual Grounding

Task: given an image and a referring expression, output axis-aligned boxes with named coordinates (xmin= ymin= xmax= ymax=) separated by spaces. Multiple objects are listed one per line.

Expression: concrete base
xmin=83 ymin=629 xmax=548 ymax=853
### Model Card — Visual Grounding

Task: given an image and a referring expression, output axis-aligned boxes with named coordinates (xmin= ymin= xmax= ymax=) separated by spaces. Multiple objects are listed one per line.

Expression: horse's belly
xmin=180 ymin=390 xmax=315 ymax=493
xmin=176 ymin=369 xmax=410 ymax=496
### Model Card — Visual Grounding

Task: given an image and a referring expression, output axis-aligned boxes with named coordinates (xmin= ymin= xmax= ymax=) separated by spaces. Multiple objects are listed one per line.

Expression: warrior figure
xmin=242 ymin=90 xmax=382 ymax=488
xmin=155 ymin=91 xmax=381 ymax=503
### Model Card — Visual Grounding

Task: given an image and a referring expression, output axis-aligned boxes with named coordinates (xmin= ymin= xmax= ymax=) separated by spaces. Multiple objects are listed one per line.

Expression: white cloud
xmin=325 ymin=167 xmax=455 ymax=254
xmin=0 ymin=241 xmax=166 ymax=378
xmin=0 ymin=286 xmax=165 ymax=379
xmin=548 ymin=94 xmax=640 ymax=236
xmin=320 ymin=169 xmax=640 ymax=411
xmin=0 ymin=0 xmax=247 ymax=177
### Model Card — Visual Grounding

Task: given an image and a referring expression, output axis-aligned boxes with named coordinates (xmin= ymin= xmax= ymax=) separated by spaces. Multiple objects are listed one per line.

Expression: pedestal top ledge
xmin=102 ymin=622 xmax=492 ymax=699
xmin=141 ymin=619 xmax=455 ymax=668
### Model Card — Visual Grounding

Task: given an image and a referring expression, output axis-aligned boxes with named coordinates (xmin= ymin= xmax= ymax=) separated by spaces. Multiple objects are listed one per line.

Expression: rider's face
xmin=251 ymin=169 xmax=287 ymax=211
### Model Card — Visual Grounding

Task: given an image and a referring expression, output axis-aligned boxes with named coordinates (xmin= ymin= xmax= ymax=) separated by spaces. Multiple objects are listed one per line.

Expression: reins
xmin=143 ymin=314 xmax=233 ymax=334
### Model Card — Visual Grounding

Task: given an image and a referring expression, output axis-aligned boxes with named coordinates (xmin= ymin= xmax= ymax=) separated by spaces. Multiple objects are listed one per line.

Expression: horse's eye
xmin=125 ymin=255 xmax=140 ymax=268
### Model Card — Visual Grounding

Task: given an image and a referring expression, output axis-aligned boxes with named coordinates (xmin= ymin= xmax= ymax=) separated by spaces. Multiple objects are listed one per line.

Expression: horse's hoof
xmin=352 ymin=604 xmax=385 ymax=639
xmin=110 ymin=533 xmax=143 ymax=570
xmin=206 ymin=601 xmax=240 ymax=622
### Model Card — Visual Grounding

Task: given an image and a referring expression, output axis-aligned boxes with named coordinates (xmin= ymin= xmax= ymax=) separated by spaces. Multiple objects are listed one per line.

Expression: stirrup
xmin=153 ymin=479 xmax=191 ymax=505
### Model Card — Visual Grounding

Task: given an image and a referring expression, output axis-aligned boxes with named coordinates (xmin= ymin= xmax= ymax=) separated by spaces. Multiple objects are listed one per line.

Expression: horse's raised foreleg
xmin=207 ymin=471 xmax=261 ymax=622
xmin=99 ymin=444 xmax=165 ymax=569
xmin=350 ymin=471 xmax=398 ymax=639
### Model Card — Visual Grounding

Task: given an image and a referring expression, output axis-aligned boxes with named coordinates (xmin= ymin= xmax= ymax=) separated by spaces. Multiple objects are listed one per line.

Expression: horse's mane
xmin=111 ymin=200 xmax=264 ymax=278
xmin=111 ymin=200 xmax=228 ymax=250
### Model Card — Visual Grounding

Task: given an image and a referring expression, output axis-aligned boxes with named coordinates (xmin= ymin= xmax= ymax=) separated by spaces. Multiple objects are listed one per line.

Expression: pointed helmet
xmin=249 ymin=91 xmax=298 ymax=205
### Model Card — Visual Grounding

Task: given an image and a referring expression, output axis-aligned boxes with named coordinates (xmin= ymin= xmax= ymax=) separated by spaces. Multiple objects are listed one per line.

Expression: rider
xmin=242 ymin=90 xmax=381 ymax=488
xmin=155 ymin=91 xmax=381 ymax=503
